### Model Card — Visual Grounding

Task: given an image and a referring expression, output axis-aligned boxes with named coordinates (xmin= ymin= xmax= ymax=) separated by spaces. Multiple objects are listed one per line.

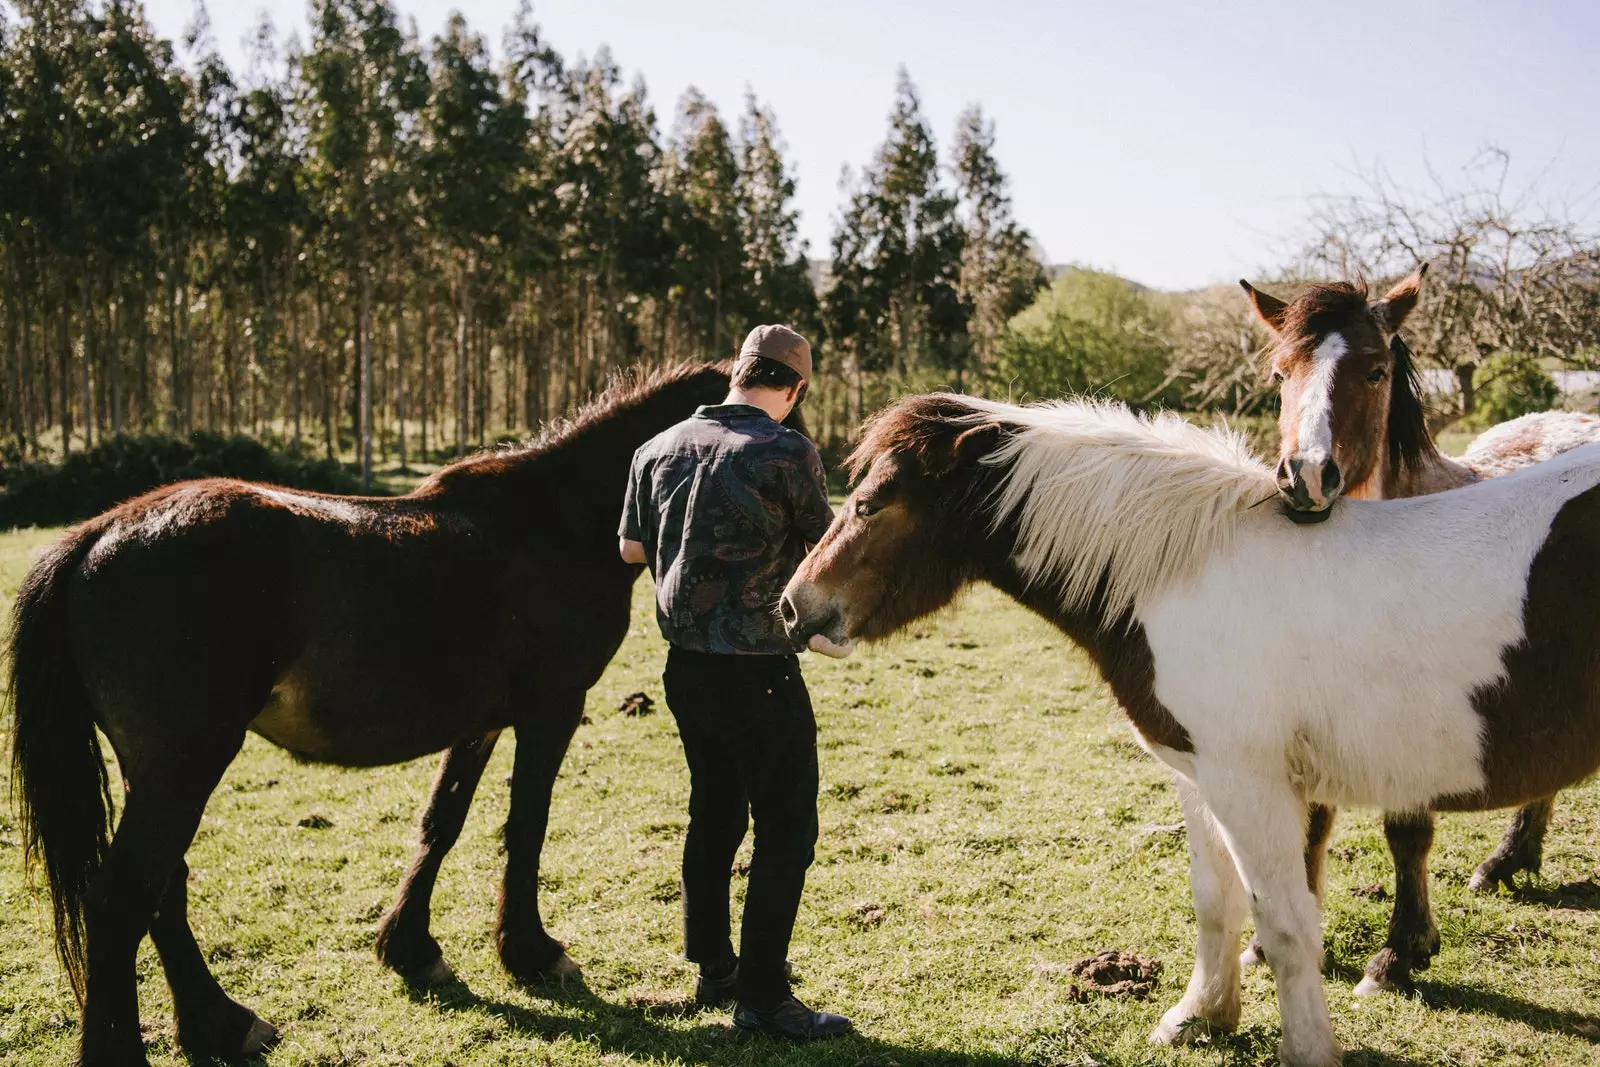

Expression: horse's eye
xmin=853 ymin=499 xmax=880 ymax=519
xmin=1270 ymin=368 xmax=1285 ymax=384
xmin=1366 ymin=366 xmax=1387 ymax=383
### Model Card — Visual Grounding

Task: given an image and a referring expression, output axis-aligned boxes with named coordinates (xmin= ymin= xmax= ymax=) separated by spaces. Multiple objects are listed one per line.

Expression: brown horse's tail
xmin=5 ymin=524 xmax=111 ymax=1004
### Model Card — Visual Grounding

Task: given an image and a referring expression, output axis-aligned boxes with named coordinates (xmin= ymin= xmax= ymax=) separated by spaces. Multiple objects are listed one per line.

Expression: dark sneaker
xmin=733 ymin=996 xmax=853 ymax=1042
xmin=694 ymin=961 xmax=739 ymax=1007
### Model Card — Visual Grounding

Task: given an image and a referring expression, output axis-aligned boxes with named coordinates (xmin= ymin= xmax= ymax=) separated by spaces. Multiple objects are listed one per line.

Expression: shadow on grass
xmin=1507 ymin=877 xmax=1600 ymax=910
xmin=405 ymin=970 xmax=1043 ymax=1066
xmin=1415 ymin=979 xmax=1600 ymax=1043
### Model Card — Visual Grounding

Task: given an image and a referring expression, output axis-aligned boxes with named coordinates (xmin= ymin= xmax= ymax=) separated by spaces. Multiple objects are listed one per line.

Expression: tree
xmin=951 ymin=105 xmax=1045 ymax=385
xmin=420 ymin=12 xmax=527 ymax=455
xmin=664 ymin=89 xmax=743 ymax=355
xmin=824 ymin=69 xmax=966 ymax=384
xmin=301 ymin=0 xmax=426 ymax=486
xmin=735 ymin=94 xmax=817 ymax=335
xmin=1298 ymin=149 xmax=1600 ymax=419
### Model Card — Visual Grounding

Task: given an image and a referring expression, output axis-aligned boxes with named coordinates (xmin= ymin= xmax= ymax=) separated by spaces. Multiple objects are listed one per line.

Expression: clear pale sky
xmin=142 ymin=0 xmax=1600 ymax=291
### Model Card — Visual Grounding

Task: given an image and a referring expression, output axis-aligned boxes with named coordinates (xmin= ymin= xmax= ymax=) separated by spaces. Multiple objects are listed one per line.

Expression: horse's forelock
xmin=845 ymin=394 xmax=990 ymax=484
xmin=1273 ymin=282 xmax=1372 ymax=354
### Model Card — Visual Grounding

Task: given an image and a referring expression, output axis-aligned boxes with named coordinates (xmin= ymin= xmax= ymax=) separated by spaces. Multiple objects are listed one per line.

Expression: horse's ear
xmin=939 ymin=422 xmax=1004 ymax=473
xmin=1371 ymin=262 xmax=1428 ymax=335
xmin=1239 ymin=279 xmax=1288 ymax=333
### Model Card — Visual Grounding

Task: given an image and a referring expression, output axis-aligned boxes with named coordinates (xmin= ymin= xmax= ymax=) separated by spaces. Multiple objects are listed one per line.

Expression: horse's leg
xmin=376 ymin=732 xmax=502 ymax=982
xmin=150 ymin=858 xmax=278 ymax=1059
xmin=1354 ymin=811 xmax=1439 ymax=996
xmin=1200 ymin=769 xmax=1341 ymax=1067
xmin=1150 ymin=777 xmax=1247 ymax=1046
xmin=1242 ymin=802 xmax=1335 ymax=969
xmin=497 ymin=693 xmax=586 ymax=984
xmin=1469 ymin=796 xmax=1556 ymax=893
xmin=80 ymin=740 xmax=244 ymax=1067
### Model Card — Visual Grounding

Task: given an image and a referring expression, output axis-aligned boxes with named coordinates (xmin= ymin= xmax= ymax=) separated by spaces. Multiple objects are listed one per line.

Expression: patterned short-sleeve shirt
xmin=620 ymin=404 xmax=834 ymax=655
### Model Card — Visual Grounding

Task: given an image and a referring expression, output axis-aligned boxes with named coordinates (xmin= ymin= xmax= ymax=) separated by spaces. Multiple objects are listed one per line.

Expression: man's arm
xmin=790 ymin=444 xmax=836 ymax=545
xmin=618 ymin=450 xmax=651 ymax=567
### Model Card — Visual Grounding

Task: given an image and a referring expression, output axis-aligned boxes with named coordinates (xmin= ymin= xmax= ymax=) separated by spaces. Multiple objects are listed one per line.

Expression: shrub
xmin=0 ymin=432 xmax=369 ymax=529
xmin=1467 ymin=352 xmax=1562 ymax=429
xmin=989 ymin=268 xmax=1178 ymax=405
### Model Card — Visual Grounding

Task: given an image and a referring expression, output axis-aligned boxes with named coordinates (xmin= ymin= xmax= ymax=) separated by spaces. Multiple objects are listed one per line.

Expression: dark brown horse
xmin=780 ymin=393 xmax=1600 ymax=1067
xmin=6 ymin=362 xmax=767 ymax=1067
xmin=1242 ymin=269 xmax=1600 ymax=993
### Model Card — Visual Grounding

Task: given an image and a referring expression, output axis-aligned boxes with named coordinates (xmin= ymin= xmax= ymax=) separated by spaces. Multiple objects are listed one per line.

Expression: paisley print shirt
xmin=620 ymin=404 xmax=834 ymax=655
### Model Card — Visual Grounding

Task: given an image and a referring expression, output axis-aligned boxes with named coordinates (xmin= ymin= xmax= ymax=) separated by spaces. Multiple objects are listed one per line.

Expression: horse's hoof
xmin=420 ymin=956 xmax=456 ymax=985
xmin=1277 ymin=1041 xmax=1344 ymax=1067
xmin=1353 ymin=973 xmax=1394 ymax=997
xmin=240 ymin=1015 xmax=280 ymax=1058
xmin=1150 ymin=1001 xmax=1236 ymax=1047
xmin=1149 ymin=1014 xmax=1214 ymax=1047
xmin=537 ymin=952 xmax=582 ymax=984
xmin=1468 ymin=868 xmax=1504 ymax=894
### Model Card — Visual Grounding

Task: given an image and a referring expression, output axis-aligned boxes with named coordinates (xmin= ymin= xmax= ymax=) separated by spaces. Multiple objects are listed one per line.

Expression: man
xmin=618 ymin=325 xmax=852 ymax=1041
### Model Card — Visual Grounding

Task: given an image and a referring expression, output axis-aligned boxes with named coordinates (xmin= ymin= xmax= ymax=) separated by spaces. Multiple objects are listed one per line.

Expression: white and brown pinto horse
xmin=780 ymin=394 xmax=1600 ymax=1067
xmin=1244 ymin=268 xmax=1600 ymax=993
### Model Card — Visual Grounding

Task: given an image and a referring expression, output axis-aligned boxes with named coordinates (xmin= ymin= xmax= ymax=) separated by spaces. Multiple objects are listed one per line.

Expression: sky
xmin=139 ymin=0 xmax=1600 ymax=291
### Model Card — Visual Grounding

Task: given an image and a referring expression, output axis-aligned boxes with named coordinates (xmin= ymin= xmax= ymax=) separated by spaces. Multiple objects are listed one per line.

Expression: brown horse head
xmin=781 ymin=394 xmax=1010 ymax=647
xmin=1241 ymin=265 xmax=1428 ymax=519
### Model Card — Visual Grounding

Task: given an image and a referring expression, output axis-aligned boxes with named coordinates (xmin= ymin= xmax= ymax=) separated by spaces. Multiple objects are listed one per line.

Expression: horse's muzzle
xmin=1276 ymin=454 xmax=1342 ymax=521
xmin=779 ymin=583 xmax=847 ymax=648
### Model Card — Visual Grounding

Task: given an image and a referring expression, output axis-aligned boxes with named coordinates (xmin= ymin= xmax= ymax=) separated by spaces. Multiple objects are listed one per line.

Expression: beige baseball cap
xmin=737 ymin=324 xmax=812 ymax=381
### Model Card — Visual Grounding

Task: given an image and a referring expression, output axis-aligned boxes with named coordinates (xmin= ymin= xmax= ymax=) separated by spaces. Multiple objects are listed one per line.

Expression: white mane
xmin=965 ymin=398 xmax=1276 ymax=622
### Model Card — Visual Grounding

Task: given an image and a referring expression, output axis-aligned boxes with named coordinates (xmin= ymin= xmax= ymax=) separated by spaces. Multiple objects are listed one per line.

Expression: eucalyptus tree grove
xmin=0 ymin=3 xmax=1043 ymax=471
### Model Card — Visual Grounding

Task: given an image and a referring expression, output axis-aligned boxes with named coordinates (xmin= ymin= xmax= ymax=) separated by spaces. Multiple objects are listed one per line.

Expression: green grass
xmin=4 ymin=524 xmax=1600 ymax=1066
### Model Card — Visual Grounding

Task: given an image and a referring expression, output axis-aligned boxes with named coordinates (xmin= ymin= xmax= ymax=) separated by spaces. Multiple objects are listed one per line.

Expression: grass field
xmin=3 ymin=522 xmax=1600 ymax=1067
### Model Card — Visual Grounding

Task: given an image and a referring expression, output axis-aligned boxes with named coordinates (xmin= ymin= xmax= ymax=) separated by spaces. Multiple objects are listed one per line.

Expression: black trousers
xmin=662 ymin=646 xmax=819 ymax=1008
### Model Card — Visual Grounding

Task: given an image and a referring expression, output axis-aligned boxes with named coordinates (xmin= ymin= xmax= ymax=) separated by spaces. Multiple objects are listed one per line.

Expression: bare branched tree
xmin=1296 ymin=148 xmax=1600 ymax=415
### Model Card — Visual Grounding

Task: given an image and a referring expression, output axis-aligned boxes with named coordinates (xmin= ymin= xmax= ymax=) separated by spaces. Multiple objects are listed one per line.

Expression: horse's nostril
xmin=1322 ymin=460 xmax=1343 ymax=498
xmin=779 ymin=595 xmax=798 ymax=629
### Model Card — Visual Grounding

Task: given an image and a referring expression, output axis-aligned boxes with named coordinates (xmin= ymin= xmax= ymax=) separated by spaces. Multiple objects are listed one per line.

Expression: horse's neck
xmin=427 ymin=423 xmax=652 ymax=547
xmin=1384 ymin=449 xmax=1476 ymax=500
xmin=983 ymin=551 xmax=1189 ymax=752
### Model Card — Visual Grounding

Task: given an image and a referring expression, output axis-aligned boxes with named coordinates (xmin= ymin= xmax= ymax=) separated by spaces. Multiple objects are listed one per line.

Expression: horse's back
xmin=1138 ymin=450 xmax=1600 ymax=811
xmin=1462 ymin=410 xmax=1600 ymax=478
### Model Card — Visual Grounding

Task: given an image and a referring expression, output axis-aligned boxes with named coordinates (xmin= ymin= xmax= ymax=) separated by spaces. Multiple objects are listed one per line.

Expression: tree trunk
xmin=456 ymin=262 xmax=470 ymax=458
xmin=58 ymin=281 xmax=73 ymax=455
xmin=109 ymin=280 xmax=124 ymax=437
xmin=167 ymin=258 xmax=180 ymax=433
xmin=419 ymin=290 xmax=430 ymax=459
xmin=360 ymin=264 xmax=373 ymax=490
xmin=81 ymin=278 xmax=95 ymax=450
xmin=1455 ymin=363 xmax=1477 ymax=417
xmin=4 ymin=279 xmax=19 ymax=452
xmin=318 ymin=289 xmax=334 ymax=461
xmin=289 ymin=251 xmax=302 ymax=452
xmin=394 ymin=303 xmax=408 ymax=472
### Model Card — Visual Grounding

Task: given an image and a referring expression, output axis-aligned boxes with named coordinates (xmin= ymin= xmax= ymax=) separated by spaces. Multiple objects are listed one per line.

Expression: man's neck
xmin=723 ymin=387 xmax=790 ymax=422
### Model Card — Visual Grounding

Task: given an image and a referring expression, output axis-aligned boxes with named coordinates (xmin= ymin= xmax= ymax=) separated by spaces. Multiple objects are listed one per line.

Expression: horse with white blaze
xmin=778 ymin=393 xmax=1600 ymax=1067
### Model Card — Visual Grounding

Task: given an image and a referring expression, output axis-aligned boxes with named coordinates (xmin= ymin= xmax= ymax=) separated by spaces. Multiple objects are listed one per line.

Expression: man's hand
xmin=619 ymin=538 xmax=647 ymax=565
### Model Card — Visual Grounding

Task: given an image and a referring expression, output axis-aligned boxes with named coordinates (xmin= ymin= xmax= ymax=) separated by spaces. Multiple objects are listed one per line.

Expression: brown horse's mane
xmin=1264 ymin=280 xmax=1440 ymax=483
xmin=1385 ymin=334 xmax=1435 ymax=479
xmin=417 ymin=360 xmax=730 ymax=495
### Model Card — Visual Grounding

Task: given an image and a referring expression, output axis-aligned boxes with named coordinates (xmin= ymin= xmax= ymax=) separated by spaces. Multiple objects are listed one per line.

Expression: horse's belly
xmin=249 ymin=663 xmax=493 ymax=766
